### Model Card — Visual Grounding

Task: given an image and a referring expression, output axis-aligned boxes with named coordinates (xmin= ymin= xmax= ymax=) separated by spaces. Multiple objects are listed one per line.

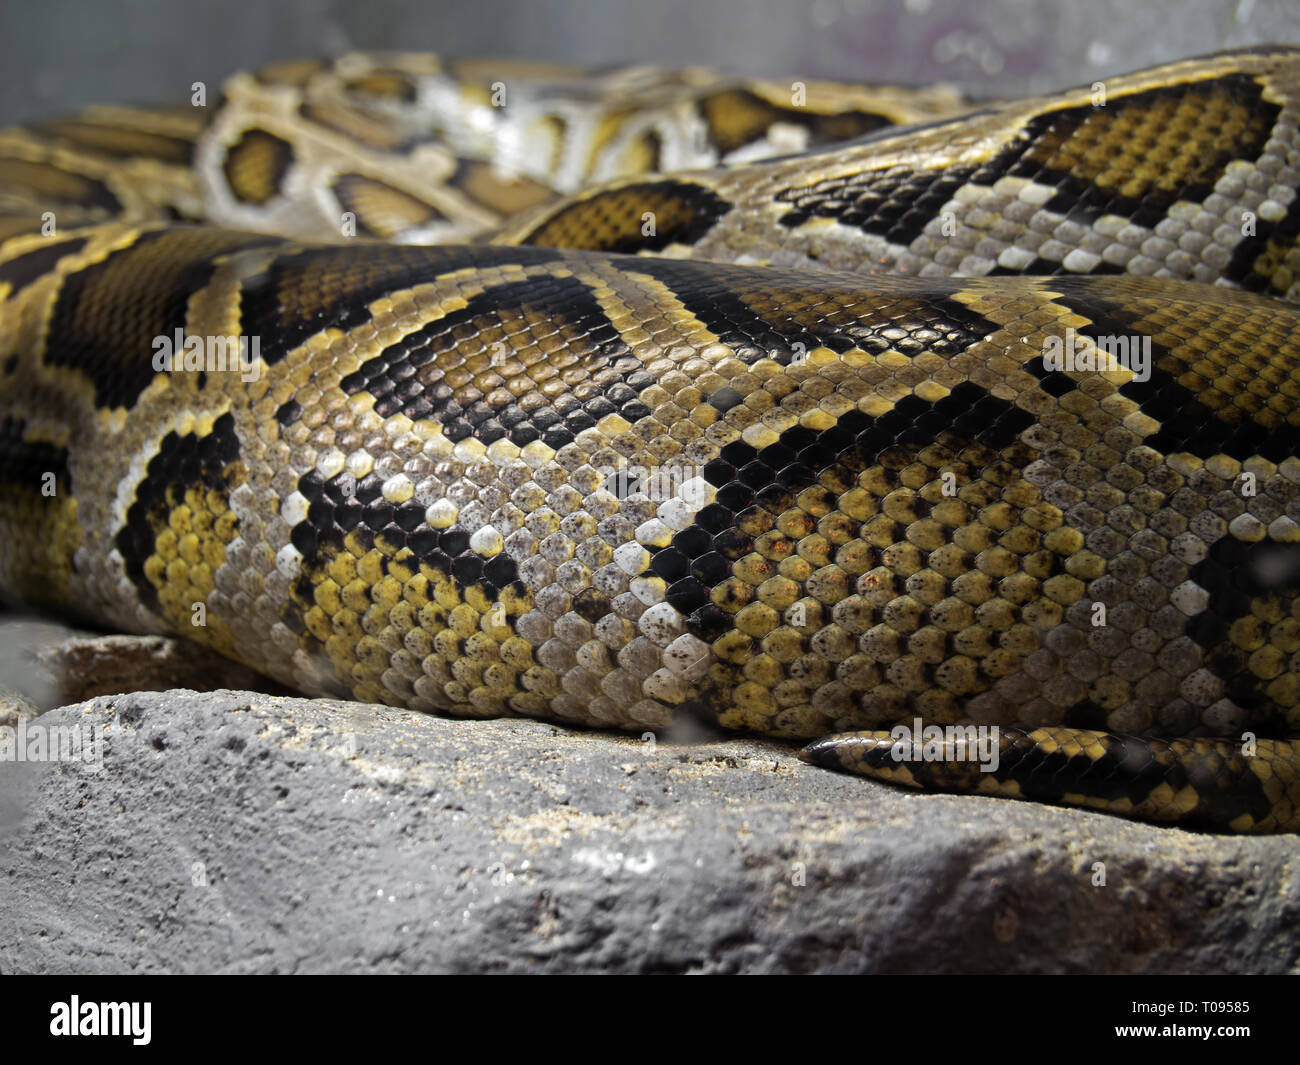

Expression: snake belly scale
xmin=1 ymin=47 xmax=1299 ymax=832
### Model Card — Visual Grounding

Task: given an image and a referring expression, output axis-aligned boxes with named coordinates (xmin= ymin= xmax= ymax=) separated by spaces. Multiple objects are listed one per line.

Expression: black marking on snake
xmin=522 ymin=180 xmax=731 ymax=253
xmin=0 ymin=236 xmax=88 ymax=295
xmin=802 ymin=728 xmax=1281 ymax=830
xmin=29 ymin=117 xmax=196 ymax=166
xmin=961 ymin=731 xmax=1273 ymax=830
xmin=1047 ymin=279 xmax=1282 ymax=460
xmin=222 ymin=129 xmax=296 ymax=205
xmin=291 ymin=468 xmax=522 ymax=594
xmin=1224 ymin=186 xmax=1300 ymax=296
xmin=631 ymin=130 xmax=663 ymax=171
xmin=239 ymin=243 xmax=566 ymax=366
xmin=1186 ymin=537 xmax=1300 ymax=712
xmin=0 ymin=158 xmax=121 ymax=213
xmin=1061 ymin=700 xmax=1112 ymax=732
xmin=1025 ymin=348 xmax=1080 ymax=397
xmin=987 ymin=257 xmax=1127 ymax=278
xmin=44 ymin=227 xmax=276 ymax=409
xmin=775 ymin=74 xmax=1278 ymax=263
xmin=698 ymin=88 xmax=892 ymax=155
xmin=774 ymin=162 xmax=976 ymax=246
xmin=971 ymin=74 xmax=1278 ymax=232
xmin=622 ymin=181 xmax=730 ymax=253
xmin=630 ymin=258 xmax=996 ymax=366
xmin=338 ymin=273 xmax=641 ymax=448
xmin=116 ymin=412 xmax=241 ymax=615
xmin=0 ymin=414 xmax=70 ymax=495
xmin=573 ymin=587 xmax=613 ymax=624
xmin=666 ymin=385 xmax=1033 ymax=627
xmin=332 ymin=172 xmax=447 ymax=237
xmin=275 ymin=398 xmax=303 ymax=427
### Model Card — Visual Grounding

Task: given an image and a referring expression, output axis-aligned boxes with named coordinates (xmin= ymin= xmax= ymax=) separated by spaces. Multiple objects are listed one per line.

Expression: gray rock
xmin=0 ymin=614 xmax=94 ymax=712
xmin=0 ymin=612 xmax=288 ymax=710
xmin=0 ymin=688 xmax=40 ymax=729
xmin=2 ymin=689 xmax=1298 ymax=973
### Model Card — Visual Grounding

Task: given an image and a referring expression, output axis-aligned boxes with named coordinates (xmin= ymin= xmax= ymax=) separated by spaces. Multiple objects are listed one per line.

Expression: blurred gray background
xmin=0 ymin=0 xmax=1298 ymax=124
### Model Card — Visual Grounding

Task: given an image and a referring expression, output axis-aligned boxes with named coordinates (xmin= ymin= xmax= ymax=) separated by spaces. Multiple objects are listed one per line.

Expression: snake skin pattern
xmin=1 ymin=48 xmax=1299 ymax=832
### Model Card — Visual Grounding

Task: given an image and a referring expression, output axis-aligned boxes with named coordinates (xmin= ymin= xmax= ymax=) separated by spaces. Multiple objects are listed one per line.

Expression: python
xmin=0 ymin=47 xmax=1298 ymax=834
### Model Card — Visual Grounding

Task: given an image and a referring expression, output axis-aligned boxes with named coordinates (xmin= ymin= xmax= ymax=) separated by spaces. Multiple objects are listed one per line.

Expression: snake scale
xmin=1 ymin=47 xmax=1299 ymax=832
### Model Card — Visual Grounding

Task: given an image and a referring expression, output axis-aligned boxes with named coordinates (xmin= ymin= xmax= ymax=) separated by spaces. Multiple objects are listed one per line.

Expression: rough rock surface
xmin=0 ymin=613 xmax=287 ymax=711
xmin=3 ymin=687 xmax=1298 ymax=974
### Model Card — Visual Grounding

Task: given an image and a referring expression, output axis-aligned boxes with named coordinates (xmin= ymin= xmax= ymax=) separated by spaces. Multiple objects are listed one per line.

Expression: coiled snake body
xmin=1 ymin=48 xmax=1299 ymax=831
